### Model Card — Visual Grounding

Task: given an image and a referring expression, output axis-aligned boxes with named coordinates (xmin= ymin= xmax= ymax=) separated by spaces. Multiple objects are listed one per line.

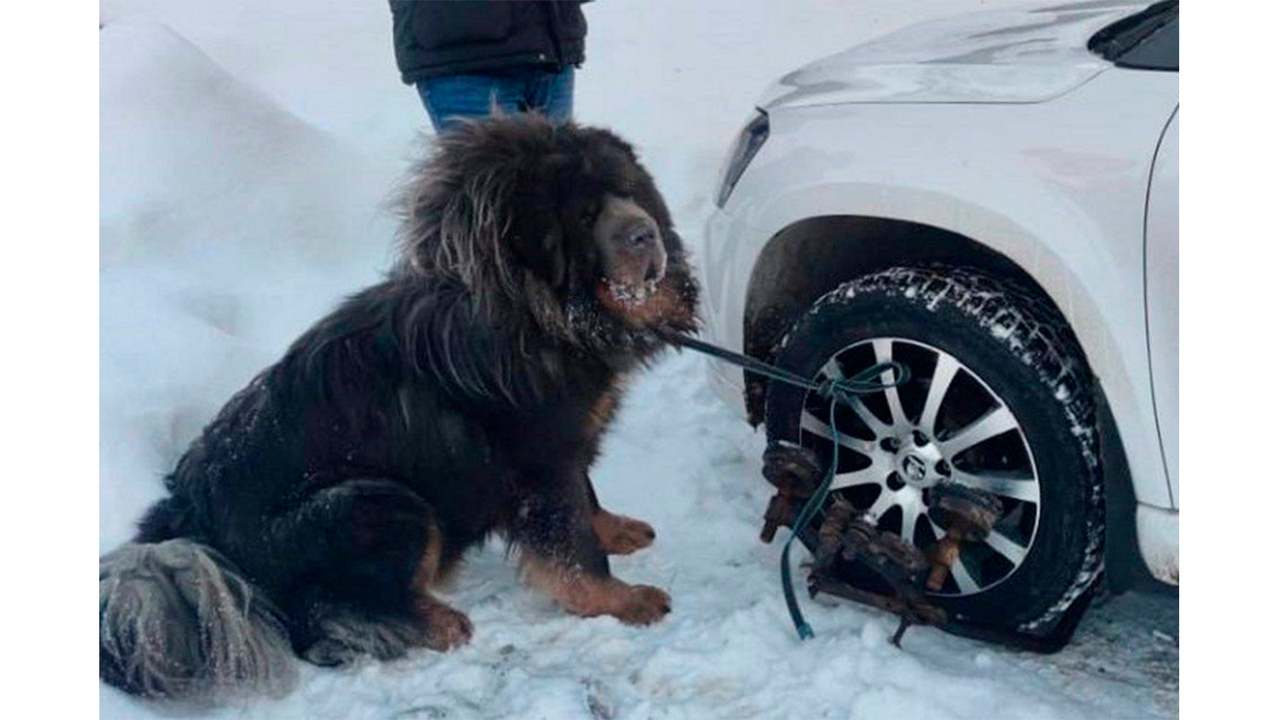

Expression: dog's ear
xmin=505 ymin=207 xmax=571 ymax=290
xmin=396 ymin=115 xmax=579 ymax=310
xmin=403 ymin=122 xmax=531 ymax=303
xmin=540 ymin=224 xmax=568 ymax=289
xmin=503 ymin=150 xmax=576 ymax=290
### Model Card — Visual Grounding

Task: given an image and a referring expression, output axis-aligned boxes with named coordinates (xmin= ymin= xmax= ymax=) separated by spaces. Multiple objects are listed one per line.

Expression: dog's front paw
xmin=593 ymin=510 xmax=656 ymax=555
xmin=421 ymin=602 xmax=474 ymax=651
xmin=613 ymin=584 xmax=671 ymax=626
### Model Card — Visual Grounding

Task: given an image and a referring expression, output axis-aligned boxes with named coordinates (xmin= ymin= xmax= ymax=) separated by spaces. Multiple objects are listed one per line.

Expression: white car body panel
xmin=760 ymin=1 xmax=1126 ymax=108
xmin=1136 ymin=504 xmax=1178 ymax=584
xmin=1145 ymin=109 xmax=1179 ymax=507
xmin=698 ymin=2 xmax=1178 ymax=583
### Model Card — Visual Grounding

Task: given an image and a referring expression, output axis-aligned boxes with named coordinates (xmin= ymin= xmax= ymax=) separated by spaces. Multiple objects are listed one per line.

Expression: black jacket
xmin=390 ymin=1 xmax=589 ymax=84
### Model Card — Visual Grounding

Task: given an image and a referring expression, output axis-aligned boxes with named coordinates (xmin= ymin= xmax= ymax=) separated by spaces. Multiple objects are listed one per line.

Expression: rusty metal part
xmin=807 ymin=570 xmax=946 ymax=647
xmin=840 ymin=517 xmax=929 ymax=577
xmin=795 ymin=479 xmax=1088 ymax=652
xmin=925 ymin=538 xmax=961 ymax=592
xmin=803 ymin=497 xmax=945 ymax=646
xmin=763 ymin=453 xmax=1014 ymax=647
xmin=807 ymin=572 xmax=944 ymax=624
xmin=927 ymin=481 xmax=1003 ymax=540
xmin=924 ymin=482 xmax=1003 ymax=591
xmin=761 ymin=442 xmax=824 ymax=497
xmin=760 ymin=493 xmax=799 ymax=543
xmin=760 ymin=442 xmax=826 ymax=542
xmin=813 ymin=496 xmax=858 ymax=568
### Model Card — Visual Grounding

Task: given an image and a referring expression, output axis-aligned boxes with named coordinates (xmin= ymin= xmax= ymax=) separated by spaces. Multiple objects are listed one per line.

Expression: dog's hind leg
xmin=261 ymin=477 xmax=473 ymax=662
xmin=291 ymin=588 xmax=427 ymax=667
xmin=583 ymin=472 xmax=655 ymax=556
xmin=290 ymin=586 xmax=472 ymax=667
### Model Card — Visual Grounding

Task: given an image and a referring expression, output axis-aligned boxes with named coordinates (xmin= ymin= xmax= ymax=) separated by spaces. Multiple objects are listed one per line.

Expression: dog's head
xmin=399 ymin=114 xmax=699 ymax=347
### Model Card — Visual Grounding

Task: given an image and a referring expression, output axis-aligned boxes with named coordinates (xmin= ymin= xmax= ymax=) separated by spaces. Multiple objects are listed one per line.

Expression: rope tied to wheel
xmin=667 ymin=335 xmax=913 ymax=639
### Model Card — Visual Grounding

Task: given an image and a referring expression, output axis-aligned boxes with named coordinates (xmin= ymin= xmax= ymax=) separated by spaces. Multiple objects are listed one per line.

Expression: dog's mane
xmin=268 ymin=275 xmax=546 ymax=417
xmin=271 ymin=115 xmax=698 ymax=414
xmin=395 ymin=115 xmax=576 ymax=346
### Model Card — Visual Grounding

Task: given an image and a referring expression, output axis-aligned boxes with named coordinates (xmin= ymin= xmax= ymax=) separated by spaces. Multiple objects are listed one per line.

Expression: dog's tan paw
xmin=593 ymin=511 xmax=656 ymax=555
xmin=421 ymin=603 xmax=473 ymax=651
xmin=613 ymin=584 xmax=671 ymax=626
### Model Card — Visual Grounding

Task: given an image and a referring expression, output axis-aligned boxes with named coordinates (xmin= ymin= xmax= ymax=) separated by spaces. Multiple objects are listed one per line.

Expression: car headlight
xmin=715 ymin=110 xmax=769 ymax=208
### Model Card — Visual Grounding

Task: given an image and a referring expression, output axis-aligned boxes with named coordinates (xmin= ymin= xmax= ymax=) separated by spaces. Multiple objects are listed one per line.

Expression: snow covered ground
xmin=99 ymin=1 xmax=1177 ymax=717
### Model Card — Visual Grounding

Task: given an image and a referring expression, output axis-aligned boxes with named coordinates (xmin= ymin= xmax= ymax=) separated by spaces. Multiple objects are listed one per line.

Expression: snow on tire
xmin=764 ymin=265 xmax=1105 ymax=643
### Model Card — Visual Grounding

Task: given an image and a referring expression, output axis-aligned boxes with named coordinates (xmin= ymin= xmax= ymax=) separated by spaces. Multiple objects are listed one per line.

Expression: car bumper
xmin=698 ymin=205 xmax=751 ymax=415
xmin=1135 ymin=504 xmax=1179 ymax=585
xmin=703 ymin=351 xmax=745 ymax=416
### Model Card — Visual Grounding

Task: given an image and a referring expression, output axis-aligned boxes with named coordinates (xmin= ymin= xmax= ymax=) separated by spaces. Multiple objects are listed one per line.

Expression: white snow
xmin=99 ymin=2 xmax=1176 ymax=718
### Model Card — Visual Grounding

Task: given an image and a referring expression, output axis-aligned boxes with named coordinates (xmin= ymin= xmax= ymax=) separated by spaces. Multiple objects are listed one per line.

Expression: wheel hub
xmin=797 ymin=337 xmax=1041 ymax=598
xmin=894 ymin=436 xmax=943 ymax=489
xmin=901 ymin=454 xmax=928 ymax=484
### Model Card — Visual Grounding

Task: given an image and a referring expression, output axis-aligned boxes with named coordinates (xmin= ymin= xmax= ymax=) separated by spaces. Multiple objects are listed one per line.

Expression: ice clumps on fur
xmin=604 ymin=278 xmax=660 ymax=308
xmin=99 ymin=540 xmax=296 ymax=700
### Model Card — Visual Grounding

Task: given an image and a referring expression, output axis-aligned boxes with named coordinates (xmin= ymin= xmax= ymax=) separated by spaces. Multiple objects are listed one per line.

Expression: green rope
xmin=670 ymin=336 xmax=910 ymax=639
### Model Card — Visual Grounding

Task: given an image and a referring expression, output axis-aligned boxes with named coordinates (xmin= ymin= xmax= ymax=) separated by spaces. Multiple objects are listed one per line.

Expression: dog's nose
xmin=645 ymin=255 xmax=666 ymax=283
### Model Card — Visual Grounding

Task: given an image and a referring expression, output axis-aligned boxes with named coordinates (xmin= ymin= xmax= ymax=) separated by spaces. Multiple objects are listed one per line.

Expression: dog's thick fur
xmin=100 ymin=114 xmax=699 ymax=700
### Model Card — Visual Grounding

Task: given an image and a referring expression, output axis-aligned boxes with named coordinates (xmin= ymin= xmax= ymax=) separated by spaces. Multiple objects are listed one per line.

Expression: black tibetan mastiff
xmin=100 ymin=114 xmax=699 ymax=699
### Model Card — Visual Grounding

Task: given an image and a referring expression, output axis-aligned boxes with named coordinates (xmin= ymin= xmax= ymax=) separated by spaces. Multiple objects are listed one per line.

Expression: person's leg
xmin=531 ymin=67 xmax=575 ymax=124
xmin=415 ymin=74 xmax=526 ymax=133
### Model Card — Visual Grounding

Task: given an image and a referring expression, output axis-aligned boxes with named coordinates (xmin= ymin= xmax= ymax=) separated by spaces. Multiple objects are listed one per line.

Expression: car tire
xmin=764 ymin=266 xmax=1104 ymax=643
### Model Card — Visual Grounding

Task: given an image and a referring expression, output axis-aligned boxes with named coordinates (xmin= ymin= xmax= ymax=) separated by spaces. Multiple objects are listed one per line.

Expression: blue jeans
xmin=416 ymin=67 xmax=575 ymax=133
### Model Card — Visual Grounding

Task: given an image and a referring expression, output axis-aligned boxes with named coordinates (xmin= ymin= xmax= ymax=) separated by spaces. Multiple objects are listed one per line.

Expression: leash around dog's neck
xmin=664 ymin=333 xmax=910 ymax=640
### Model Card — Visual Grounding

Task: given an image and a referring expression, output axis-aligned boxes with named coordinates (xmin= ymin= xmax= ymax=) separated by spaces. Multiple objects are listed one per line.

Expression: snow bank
xmin=100 ymin=21 xmax=395 ymax=269
xmin=99 ymin=21 xmax=401 ymax=549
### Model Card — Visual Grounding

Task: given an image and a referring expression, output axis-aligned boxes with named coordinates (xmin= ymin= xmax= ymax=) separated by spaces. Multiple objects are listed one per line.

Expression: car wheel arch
xmin=741 ymin=215 xmax=1076 ymax=418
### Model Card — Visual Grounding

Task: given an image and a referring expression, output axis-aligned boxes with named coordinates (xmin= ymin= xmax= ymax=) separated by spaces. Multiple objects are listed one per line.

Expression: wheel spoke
xmin=939 ymin=405 xmax=1017 ymax=458
xmin=799 ymin=408 xmax=874 ymax=455
xmin=872 ymin=339 xmax=909 ymax=427
xmin=846 ymin=396 xmax=891 ymax=437
xmin=919 ymin=353 xmax=960 ymax=435
xmin=899 ymin=496 xmax=921 ymax=543
xmin=864 ymin=489 xmax=896 ymax=522
xmin=984 ymin=529 xmax=1028 ymax=565
xmin=950 ymin=556 xmax=981 ymax=595
xmin=830 ymin=461 xmax=891 ymax=492
xmin=951 ymin=469 xmax=1039 ymax=504
xmin=820 ymin=356 xmax=844 ymax=381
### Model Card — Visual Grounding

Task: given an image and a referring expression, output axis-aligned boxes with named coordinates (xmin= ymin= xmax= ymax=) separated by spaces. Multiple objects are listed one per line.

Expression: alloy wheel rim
xmin=797 ymin=337 xmax=1041 ymax=597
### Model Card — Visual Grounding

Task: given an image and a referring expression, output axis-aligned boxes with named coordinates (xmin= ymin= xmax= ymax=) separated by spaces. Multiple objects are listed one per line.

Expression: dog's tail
xmin=99 ymin=539 xmax=296 ymax=700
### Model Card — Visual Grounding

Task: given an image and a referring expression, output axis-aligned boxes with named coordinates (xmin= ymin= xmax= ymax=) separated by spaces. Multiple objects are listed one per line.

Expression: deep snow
xmin=99 ymin=2 xmax=1177 ymax=717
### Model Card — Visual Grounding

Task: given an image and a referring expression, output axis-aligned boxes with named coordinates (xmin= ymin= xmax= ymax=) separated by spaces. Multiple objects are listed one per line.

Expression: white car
xmin=699 ymin=1 xmax=1177 ymax=645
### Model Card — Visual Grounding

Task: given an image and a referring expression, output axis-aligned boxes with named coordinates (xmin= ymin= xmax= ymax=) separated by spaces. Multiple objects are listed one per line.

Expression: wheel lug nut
xmin=880 ymin=438 xmax=898 ymax=452
xmin=913 ymin=431 xmax=929 ymax=447
xmin=936 ymin=460 xmax=951 ymax=476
